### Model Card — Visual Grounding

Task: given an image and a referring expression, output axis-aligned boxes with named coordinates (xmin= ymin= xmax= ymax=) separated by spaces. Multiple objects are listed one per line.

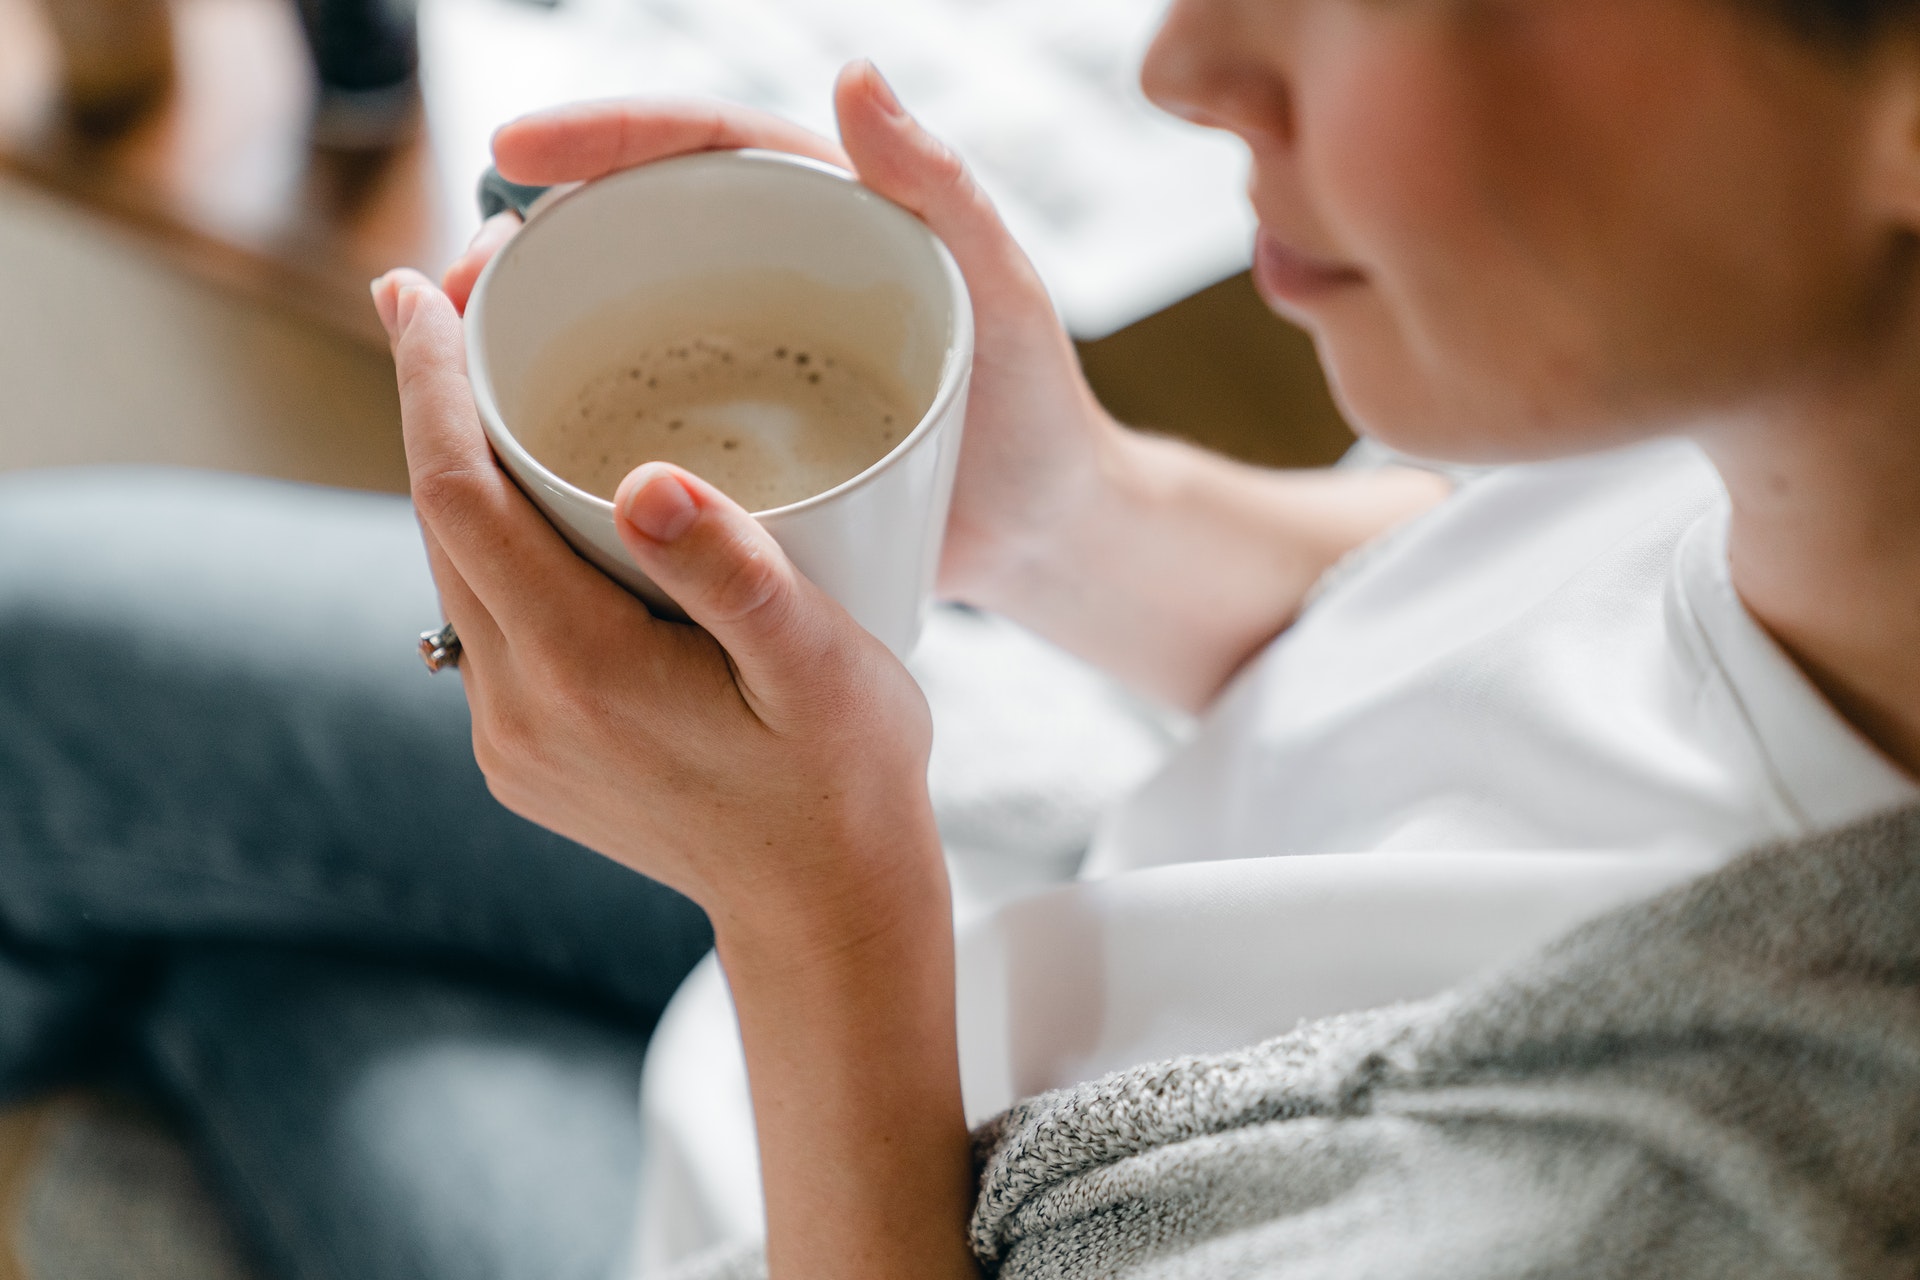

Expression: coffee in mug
xmin=519 ymin=272 xmax=922 ymax=513
xmin=463 ymin=149 xmax=974 ymax=657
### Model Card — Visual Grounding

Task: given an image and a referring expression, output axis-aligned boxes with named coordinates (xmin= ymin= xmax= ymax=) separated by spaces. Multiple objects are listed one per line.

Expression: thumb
xmin=833 ymin=60 xmax=1053 ymax=317
xmin=612 ymin=463 xmax=844 ymax=702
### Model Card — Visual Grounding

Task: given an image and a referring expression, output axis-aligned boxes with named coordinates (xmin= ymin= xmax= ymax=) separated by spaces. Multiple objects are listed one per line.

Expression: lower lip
xmin=1252 ymin=232 xmax=1365 ymax=307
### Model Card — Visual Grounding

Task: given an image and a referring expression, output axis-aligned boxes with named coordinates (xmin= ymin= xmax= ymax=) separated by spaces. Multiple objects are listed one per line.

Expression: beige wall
xmin=0 ymin=175 xmax=1352 ymax=497
xmin=0 ymin=177 xmax=408 ymax=494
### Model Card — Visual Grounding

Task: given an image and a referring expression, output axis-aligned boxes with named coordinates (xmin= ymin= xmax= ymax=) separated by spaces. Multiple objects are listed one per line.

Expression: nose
xmin=1140 ymin=0 xmax=1293 ymax=146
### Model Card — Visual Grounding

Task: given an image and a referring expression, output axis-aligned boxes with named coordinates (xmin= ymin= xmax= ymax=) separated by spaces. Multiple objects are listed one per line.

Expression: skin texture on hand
xmin=372 ymin=267 xmax=978 ymax=1280
xmin=444 ymin=61 xmax=1448 ymax=712
xmin=372 ymin=277 xmax=927 ymax=920
xmin=381 ymin=1 xmax=1920 ymax=1271
xmin=451 ymin=64 xmax=1115 ymax=615
xmin=389 ymin=53 xmax=1457 ymax=1280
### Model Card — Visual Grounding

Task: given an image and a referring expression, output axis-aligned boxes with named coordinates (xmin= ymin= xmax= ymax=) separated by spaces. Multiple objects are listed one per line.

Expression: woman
xmin=4 ymin=0 xmax=1918 ymax=1275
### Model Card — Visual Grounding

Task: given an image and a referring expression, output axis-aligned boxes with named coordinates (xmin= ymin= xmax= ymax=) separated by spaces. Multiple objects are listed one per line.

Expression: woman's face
xmin=1142 ymin=0 xmax=1909 ymax=462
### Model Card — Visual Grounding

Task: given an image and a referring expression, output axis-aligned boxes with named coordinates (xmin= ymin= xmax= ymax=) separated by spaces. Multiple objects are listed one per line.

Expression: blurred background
xmin=0 ymin=0 xmax=1356 ymax=489
xmin=0 ymin=0 xmax=1351 ymax=1272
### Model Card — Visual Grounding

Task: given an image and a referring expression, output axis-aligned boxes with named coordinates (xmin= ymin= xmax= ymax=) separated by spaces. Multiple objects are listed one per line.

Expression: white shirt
xmin=625 ymin=440 xmax=1917 ymax=1273
xmin=1090 ymin=438 xmax=1909 ymax=873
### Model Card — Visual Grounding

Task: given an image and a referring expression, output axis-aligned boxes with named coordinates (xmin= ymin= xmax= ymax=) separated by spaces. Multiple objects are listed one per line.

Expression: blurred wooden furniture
xmin=1079 ymin=271 xmax=1353 ymax=469
xmin=0 ymin=0 xmax=454 ymax=346
xmin=0 ymin=1104 xmax=49 ymax=1280
xmin=0 ymin=0 xmax=1351 ymax=467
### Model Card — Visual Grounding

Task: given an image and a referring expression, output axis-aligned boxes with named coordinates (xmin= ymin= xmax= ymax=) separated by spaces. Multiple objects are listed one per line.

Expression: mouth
xmin=1251 ymin=229 xmax=1366 ymax=309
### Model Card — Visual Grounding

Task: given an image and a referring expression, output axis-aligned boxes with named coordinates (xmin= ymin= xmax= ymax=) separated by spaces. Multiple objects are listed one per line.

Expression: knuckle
xmin=537 ymin=654 xmax=603 ymax=729
xmin=922 ymin=141 xmax=1009 ymax=242
xmin=514 ymin=620 xmax=605 ymax=715
xmin=410 ymin=464 xmax=485 ymax=527
xmin=393 ymin=312 xmax=453 ymax=380
xmin=706 ymin=539 xmax=790 ymax=626
xmin=923 ymin=139 xmax=974 ymax=203
xmin=395 ymin=356 xmax=441 ymax=405
xmin=475 ymin=698 xmax=541 ymax=774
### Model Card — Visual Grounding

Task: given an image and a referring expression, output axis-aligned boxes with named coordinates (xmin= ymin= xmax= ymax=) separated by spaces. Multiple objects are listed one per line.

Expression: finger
xmin=611 ymin=463 xmax=849 ymax=707
xmin=376 ymin=268 xmax=606 ymax=636
xmin=492 ymin=98 xmax=850 ymax=187
xmin=417 ymin=520 xmax=503 ymax=668
xmin=442 ymin=212 xmax=523 ymax=316
xmin=416 ymin=523 xmax=523 ymax=768
xmin=833 ymin=61 xmax=1054 ymax=318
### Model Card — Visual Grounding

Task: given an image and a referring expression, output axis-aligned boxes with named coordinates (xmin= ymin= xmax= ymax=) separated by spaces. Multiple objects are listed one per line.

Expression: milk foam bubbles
xmin=524 ymin=332 xmax=914 ymax=512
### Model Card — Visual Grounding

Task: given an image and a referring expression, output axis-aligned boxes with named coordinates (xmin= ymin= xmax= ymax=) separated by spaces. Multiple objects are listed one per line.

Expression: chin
xmin=1313 ymin=337 xmax=1489 ymax=464
xmin=1312 ymin=326 xmax=1638 ymax=467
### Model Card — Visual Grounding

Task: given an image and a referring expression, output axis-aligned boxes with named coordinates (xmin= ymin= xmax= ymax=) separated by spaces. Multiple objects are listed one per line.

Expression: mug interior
xmin=469 ymin=151 xmax=962 ymax=514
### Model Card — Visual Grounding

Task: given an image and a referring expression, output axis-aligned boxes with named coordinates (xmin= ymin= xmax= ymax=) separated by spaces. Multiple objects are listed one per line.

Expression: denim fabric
xmin=0 ymin=468 xmax=715 ymax=1280
xmin=143 ymin=946 xmax=659 ymax=1280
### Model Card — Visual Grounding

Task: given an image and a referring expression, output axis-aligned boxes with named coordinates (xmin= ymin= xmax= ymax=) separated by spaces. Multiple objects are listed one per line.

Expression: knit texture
xmin=669 ymin=804 xmax=1920 ymax=1279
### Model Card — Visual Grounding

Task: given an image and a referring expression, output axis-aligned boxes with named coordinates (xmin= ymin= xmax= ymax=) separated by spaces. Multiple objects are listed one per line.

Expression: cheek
xmin=1294 ymin=28 xmax=1611 ymax=458
xmin=1287 ymin=3 xmax=1883 ymax=461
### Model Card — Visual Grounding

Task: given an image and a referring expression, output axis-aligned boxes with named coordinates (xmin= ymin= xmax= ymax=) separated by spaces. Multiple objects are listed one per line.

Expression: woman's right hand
xmin=444 ymin=59 xmax=1123 ymax=615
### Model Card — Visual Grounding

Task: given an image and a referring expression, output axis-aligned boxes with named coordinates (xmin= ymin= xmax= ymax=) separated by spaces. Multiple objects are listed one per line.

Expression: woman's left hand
xmin=370 ymin=269 xmax=945 ymax=943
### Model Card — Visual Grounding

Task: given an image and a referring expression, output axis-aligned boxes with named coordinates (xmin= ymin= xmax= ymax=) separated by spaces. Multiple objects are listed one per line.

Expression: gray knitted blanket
xmin=673 ymin=804 xmax=1920 ymax=1279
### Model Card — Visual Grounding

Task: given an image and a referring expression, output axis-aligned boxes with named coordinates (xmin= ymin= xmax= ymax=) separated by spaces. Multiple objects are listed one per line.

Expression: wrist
xmin=706 ymin=805 xmax=952 ymax=980
xmin=964 ymin=413 xmax=1152 ymax=620
xmin=712 ymin=813 xmax=975 ymax=1280
xmin=713 ymin=881 xmax=953 ymax=1018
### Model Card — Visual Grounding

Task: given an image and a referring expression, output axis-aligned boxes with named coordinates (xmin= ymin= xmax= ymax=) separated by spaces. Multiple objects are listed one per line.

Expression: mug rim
xmin=463 ymin=147 xmax=975 ymax=521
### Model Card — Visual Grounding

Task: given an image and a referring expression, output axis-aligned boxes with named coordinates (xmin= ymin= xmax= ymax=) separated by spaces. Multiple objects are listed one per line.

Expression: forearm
xmin=713 ymin=820 xmax=978 ymax=1280
xmin=974 ymin=426 xmax=1451 ymax=712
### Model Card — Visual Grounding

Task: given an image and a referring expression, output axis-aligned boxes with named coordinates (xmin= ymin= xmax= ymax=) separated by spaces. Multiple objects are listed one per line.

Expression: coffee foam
xmin=514 ymin=270 xmax=939 ymax=512
xmin=526 ymin=335 xmax=913 ymax=511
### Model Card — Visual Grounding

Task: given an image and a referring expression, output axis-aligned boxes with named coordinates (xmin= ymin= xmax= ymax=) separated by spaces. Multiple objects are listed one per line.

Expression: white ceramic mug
xmin=463 ymin=149 xmax=974 ymax=658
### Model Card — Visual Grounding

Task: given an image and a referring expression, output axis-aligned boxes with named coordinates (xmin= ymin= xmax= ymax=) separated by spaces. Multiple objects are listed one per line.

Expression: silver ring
xmin=418 ymin=622 xmax=461 ymax=673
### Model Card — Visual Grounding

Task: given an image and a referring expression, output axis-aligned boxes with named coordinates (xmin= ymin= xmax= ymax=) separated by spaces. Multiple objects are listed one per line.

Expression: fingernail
xmin=370 ymin=274 xmax=399 ymax=338
xmin=619 ymin=465 xmax=700 ymax=543
xmin=464 ymin=211 xmax=511 ymax=254
xmin=395 ymin=284 xmax=424 ymax=335
xmin=865 ymin=61 xmax=906 ymax=118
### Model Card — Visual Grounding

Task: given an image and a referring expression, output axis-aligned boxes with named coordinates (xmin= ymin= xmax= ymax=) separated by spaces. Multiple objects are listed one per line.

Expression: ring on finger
xmin=418 ymin=622 xmax=462 ymax=673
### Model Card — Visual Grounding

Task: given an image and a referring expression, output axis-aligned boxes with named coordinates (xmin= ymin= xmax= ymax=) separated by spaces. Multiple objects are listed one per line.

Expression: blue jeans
xmin=0 ymin=468 xmax=715 ymax=1280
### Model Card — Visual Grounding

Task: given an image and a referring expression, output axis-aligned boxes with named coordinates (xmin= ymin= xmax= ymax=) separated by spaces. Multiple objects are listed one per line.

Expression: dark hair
xmin=1759 ymin=0 xmax=1918 ymax=45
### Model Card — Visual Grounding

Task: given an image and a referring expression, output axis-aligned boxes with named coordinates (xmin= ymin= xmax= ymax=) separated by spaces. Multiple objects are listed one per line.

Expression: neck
xmin=1695 ymin=368 xmax=1920 ymax=783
